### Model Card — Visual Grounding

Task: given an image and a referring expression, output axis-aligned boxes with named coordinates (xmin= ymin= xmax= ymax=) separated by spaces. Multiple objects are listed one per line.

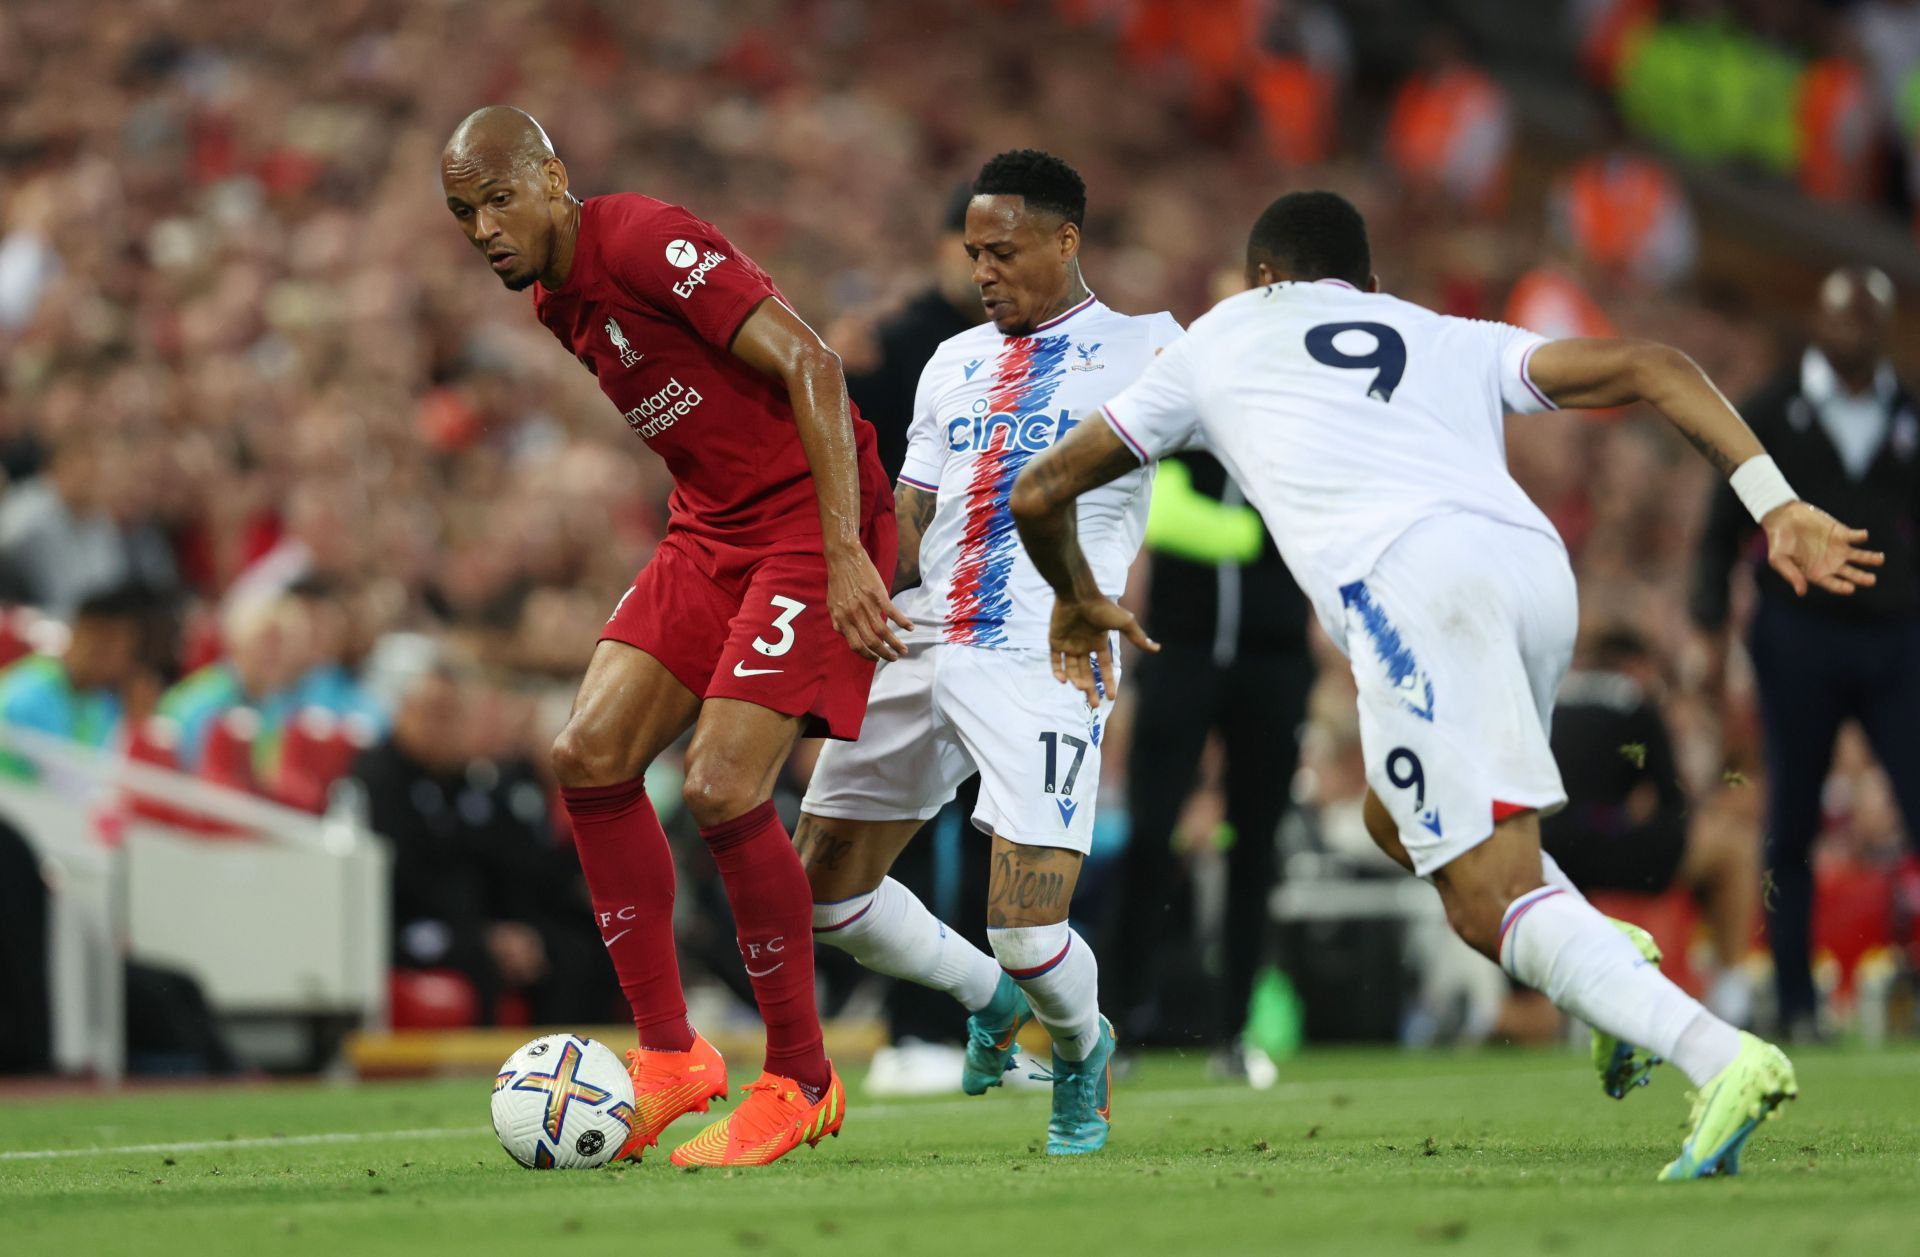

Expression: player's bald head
xmin=442 ymin=106 xmax=557 ymax=182
xmin=1813 ymin=265 xmax=1895 ymax=382
xmin=1818 ymin=266 xmax=1894 ymax=320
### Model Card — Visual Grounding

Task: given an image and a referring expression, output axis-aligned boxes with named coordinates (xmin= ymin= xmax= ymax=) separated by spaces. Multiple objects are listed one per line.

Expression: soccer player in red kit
xmin=441 ymin=107 xmax=902 ymax=1167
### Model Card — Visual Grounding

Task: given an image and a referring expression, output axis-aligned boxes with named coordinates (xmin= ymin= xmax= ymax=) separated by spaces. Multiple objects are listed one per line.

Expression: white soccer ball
xmin=491 ymin=1034 xmax=636 ymax=1169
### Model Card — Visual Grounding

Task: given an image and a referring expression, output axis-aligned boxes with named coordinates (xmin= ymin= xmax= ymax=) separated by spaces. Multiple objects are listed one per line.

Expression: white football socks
xmin=1498 ymin=887 xmax=1741 ymax=1085
xmin=812 ymin=877 xmax=1001 ymax=1011
xmin=989 ymin=922 xmax=1102 ymax=1061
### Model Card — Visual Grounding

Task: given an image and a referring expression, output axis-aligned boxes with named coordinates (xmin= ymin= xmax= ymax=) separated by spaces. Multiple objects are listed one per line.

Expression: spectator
xmin=0 ymin=431 xmax=177 ymax=618
xmin=350 ymin=668 xmax=614 ymax=1026
xmin=157 ymin=594 xmax=309 ymax=774
xmin=1549 ymin=143 xmax=1698 ymax=290
xmin=1384 ymin=27 xmax=1513 ymax=214
xmin=0 ymin=585 xmax=154 ymax=777
xmin=1692 ymin=265 xmax=1920 ymax=1039
xmin=285 ymin=579 xmax=388 ymax=736
xmin=1540 ymin=627 xmax=1758 ymax=1026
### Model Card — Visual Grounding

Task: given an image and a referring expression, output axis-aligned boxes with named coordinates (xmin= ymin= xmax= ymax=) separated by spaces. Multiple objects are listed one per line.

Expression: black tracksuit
xmin=1103 ymin=452 xmax=1313 ymax=1046
xmin=1691 ymin=352 xmax=1920 ymax=1026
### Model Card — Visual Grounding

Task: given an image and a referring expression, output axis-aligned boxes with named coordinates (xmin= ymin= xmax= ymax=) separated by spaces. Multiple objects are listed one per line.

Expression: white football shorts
xmin=802 ymin=641 xmax=1113 ymax=854
xmin=1338 ymin=511 xmax=1577 ymax=875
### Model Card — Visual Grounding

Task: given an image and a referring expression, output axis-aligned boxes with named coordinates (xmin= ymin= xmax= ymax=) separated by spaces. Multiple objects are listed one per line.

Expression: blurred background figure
xmin=0 ymin=585 xmax=157 ymax=778
xmin=1693 ymin=265 xmax=1920 ymax=1040
xmin=1101 ymin=438 xmax=1312 ymax=1082
xmin=0 ymin=432 xmax=177 ymax=617
xmin=1541 ymin=626 xmax=1758 ymax=1027
xmin=349 ymin=667 xmax=614 ymax=1027
xmin=158 ymin=593 xmax=310 ymax=777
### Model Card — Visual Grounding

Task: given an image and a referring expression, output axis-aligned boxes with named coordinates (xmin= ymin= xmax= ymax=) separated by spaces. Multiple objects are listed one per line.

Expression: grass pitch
xmin=2 ymin=1045 xmax=1915 ymax=1257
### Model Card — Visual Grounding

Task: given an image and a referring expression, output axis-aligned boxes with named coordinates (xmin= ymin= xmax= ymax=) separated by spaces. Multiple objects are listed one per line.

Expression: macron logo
xmin=963 ymin=359 xmax=983 ymax=380
xmin=671 ymin=249 xmax=730 ymax=299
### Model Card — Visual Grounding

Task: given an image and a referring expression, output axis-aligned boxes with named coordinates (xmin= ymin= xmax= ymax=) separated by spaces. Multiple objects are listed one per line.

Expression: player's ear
xmin=1058 ymin=219 xmax=1081 ymax=262
xmin=1365 ymin=272 xmax=1381 ymax=293
xmin=542 ymin=156 xmax=569 ymax=198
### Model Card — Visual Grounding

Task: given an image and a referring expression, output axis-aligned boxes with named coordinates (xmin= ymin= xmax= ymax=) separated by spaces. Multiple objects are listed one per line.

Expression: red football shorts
xmin=602 ymin=511 xmax=898 ymax=740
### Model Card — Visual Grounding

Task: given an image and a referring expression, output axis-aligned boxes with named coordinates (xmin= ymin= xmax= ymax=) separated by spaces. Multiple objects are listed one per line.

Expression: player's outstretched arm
xmin=1527 ymin=337 xmax=1884 ymax=597
xmin=730 ymin=298 xmax=911 ymax=661
xmin=1010 ymin=416 xmax=1158 ymax=706
xmin=890 ymin=483 xmax=936 ymax=595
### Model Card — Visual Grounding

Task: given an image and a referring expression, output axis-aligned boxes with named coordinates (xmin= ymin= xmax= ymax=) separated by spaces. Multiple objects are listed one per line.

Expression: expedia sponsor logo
xmin=671 ymin=250 xmax=729 ymax=299
xmin=622 ymin=377 xmax=704 ymax=438
xmin=946 ymin=406 xmax=1079 ymax=453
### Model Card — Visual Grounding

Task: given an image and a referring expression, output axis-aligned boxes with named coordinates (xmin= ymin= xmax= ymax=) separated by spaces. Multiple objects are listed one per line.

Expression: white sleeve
xmin=897 ymin=360 xmax=945 ymax=492
xmin=1145 ymin=310 xmax=1184 ymax=353
xmin=1099 ymin=332 xmax=1203 ymax=464
xmin=1493 ymin=323 xmax=1558 ymax=415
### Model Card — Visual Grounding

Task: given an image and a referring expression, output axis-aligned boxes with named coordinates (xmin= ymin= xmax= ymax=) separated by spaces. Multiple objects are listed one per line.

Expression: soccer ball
xmin=491 ymin=1033 xmax=637 ymax=1169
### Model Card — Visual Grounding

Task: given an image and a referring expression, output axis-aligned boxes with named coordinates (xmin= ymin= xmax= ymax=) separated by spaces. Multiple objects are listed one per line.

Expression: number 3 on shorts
xmin=752 ymin=595 xmax=807 ymax=657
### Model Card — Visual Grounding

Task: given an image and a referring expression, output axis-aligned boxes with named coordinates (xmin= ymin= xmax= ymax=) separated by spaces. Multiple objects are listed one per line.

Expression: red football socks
xmin=560 ymin=778 xmax=693 ymax=1052
xmin=698 ymin=800 xmax=829 ymax=1094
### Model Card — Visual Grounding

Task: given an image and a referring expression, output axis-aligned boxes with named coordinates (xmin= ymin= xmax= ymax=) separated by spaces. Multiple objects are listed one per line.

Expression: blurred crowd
xmin=0 ymin=0 xmax=1914 ymax=1041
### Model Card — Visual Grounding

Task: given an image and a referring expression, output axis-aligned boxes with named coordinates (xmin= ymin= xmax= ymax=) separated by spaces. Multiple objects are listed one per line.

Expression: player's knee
xmin=680 ymin=758 xmax=765 ymax=829
xmin=549 ymin=721 xmax=637 ymax=789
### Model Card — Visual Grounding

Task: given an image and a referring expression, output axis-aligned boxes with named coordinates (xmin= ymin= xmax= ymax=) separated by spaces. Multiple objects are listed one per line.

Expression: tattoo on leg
xmin=793 ymin=816 xmax=853 ymax=872
xmin=987 ymin=848 xmax=1073 ymax=925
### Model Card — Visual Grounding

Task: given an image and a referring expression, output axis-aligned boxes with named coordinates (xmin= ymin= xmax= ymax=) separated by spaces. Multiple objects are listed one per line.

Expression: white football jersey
xmin=899 ymin=295 xmax=1182 ymax=649
xmin=1098 ymin=279 xmax=1563 ymax=650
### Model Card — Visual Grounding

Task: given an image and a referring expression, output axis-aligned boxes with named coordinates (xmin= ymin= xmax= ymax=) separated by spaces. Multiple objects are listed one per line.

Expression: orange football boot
xmin=617 ymin=1032 xmax=729 ymax=1161
xmin=667 ymin=1064 xmax=846 ymax=1167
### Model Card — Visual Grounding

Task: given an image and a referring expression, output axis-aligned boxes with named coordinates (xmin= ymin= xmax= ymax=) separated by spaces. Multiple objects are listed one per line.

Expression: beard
xmin=500 ymin=269 xmax=538 ymax=292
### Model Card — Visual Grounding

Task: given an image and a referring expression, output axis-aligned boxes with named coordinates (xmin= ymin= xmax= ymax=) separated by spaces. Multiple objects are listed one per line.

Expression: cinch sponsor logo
xmin=671 ymin=249 xmax=729 ymax=299
xmin=946 ymin=407 xmax=1080 ymax=453
xmin=622 ymin=377 xmax=704 ymax=438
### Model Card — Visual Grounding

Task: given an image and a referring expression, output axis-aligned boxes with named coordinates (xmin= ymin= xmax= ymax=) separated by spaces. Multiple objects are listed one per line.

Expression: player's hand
xmin=1762 ymin=501 xmax=1883 ymax=597
xmin=828 ymin=547 xmax=912 ymax=662
xmin=1048 ymin=595 xmax=1158 ymax=708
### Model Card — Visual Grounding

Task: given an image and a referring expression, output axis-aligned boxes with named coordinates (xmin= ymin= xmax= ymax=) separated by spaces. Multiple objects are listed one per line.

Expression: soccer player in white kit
xmin=1010 ymin=192 xmax=1883 ymax=1180
xmin=797 ymin=151 xmax=1179 ymax=1155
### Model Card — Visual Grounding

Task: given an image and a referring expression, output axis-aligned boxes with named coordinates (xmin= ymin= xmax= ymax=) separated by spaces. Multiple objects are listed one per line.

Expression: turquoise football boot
xmin=962 ymin=973 xmax=1032 ymax=1096
xmin=1041 ymin=1016 xmax=1114 ymax=1156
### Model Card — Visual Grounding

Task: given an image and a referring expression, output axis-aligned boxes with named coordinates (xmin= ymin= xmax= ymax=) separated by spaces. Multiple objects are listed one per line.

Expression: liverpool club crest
xmin=606 ymin=317 xmax=641 ymax=368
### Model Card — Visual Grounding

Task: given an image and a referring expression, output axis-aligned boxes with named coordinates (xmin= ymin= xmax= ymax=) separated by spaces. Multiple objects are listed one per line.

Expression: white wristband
xmin=1729 ymin=454 xmax=1797 ymax=524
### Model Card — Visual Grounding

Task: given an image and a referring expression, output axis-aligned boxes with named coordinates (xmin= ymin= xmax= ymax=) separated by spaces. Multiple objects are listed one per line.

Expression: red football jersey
xmin=533 ymin=194 xmax=887 ymax=543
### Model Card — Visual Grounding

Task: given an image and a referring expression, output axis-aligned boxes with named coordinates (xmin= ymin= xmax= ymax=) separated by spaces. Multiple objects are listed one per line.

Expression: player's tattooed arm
xmin=1525 ymin=337 xmax=1761 ymax=476
xmin=891 ymin=483 xmax=937 ymax=594
xmin=730 ymin=297 xmax=912 ymax=661
xmin=1011 ymin=415 xmax=1158 ymax=705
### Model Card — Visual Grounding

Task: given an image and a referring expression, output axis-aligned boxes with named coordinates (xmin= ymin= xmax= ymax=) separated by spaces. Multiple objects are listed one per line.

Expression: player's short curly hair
xmin=1247 ymin=191 xmax=1371 ymax=288
xmin=971 ymin=149 xmax=1086 ymax=228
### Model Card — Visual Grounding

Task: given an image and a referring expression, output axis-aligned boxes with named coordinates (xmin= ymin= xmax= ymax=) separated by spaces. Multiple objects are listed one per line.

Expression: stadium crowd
xmin=0 ymin=0 xmax=1914 ymax=1049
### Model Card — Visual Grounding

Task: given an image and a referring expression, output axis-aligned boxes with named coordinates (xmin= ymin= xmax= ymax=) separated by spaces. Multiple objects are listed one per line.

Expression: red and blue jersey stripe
xmin=944 ymin=331 xmax=1074 ymax=646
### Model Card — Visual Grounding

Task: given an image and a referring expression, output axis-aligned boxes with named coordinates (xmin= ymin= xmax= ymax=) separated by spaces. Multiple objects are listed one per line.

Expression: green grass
xmin=2 ymin=1045 xmax=1916 ymax=1257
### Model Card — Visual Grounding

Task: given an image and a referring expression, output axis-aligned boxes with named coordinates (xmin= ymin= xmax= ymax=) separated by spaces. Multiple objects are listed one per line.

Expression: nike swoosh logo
xmin=732 ymin=662 xmax=783 ymax=677
xmin=745 ymin=962 xmax=784 ymax=977
xmin=602 ymin=929 xmax=631 ymax=947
